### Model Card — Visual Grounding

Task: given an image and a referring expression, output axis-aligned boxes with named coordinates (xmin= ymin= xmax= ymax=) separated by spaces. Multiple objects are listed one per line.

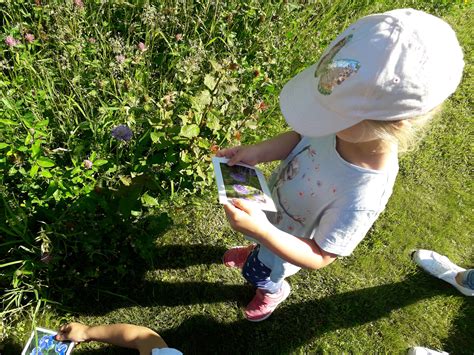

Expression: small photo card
xmin=22 ymin=327 xmax=74 ymax=355
xmin=212 ymin=157 xmax=276 ymax=212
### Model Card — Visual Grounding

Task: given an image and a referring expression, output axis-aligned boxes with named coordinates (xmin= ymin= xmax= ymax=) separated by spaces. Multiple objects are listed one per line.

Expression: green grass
xmin=1 ymin=1 xmax=473 ymax=354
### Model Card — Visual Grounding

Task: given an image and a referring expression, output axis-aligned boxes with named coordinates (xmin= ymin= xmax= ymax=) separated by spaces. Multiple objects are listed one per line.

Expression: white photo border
xmin=212 ymin=156 xmax=276 ymax=212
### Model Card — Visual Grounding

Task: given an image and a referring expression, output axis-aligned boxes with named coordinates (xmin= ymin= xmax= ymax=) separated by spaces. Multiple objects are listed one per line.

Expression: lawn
xmin=1 ymin=1 xmax=472 ymax=354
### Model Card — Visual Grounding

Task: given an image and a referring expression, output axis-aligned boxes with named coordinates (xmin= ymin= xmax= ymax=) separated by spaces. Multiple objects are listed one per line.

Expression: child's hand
xmin=56 ymin=322 xmax=89 ymax=343
xmin=216 ymin=145 xmax=261 ymax=166
xmin=223 ymin=199 xmax=272 ymax=239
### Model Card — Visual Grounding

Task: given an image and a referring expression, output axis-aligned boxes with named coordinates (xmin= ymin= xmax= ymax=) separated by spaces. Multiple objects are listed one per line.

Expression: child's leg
xmin=458 ymin=269 xmax=474 ymax=290
xmin=240 ymin=246 xmax=291 ymax=322
xmin=241 ymin=246 xmax=283 ymax=293
xmin=223 ymin=244 xmax=256 ymax=269
xmin=412 ymin=250 xmax=473 ymax=296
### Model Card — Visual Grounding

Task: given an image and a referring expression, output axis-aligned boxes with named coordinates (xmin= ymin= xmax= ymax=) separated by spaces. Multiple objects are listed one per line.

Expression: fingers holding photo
xmin=215 ymin=145 xmax=260 ymax=166
xmin=56 ymin=322 xmax=89 ymax=343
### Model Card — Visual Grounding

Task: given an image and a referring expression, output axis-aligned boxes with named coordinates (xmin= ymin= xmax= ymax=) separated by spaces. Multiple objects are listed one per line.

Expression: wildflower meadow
xmin=1 ymin=1 xmax=472 ymax=354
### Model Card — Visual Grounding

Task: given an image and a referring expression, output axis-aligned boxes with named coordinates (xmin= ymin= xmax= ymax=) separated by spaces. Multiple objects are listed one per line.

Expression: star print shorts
xmin=242 ymin=245 xmax=284 ymax=294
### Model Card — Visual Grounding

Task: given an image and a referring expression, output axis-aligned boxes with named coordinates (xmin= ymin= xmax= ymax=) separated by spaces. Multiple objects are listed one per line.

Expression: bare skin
xmin=55 ymin=322 xmax=169 ymax=355
xmin=335 ymin=120 xmax=399 ymax=170
xmin=216 ymin=131 xmax=302 ymax=166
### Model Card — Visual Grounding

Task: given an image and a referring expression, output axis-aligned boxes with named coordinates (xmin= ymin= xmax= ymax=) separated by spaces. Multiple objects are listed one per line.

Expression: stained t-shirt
xmin=255 ymin=134 xmax=399 ymax=282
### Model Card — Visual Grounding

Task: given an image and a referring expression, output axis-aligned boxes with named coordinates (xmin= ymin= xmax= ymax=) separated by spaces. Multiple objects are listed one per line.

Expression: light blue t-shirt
xmin=255 ymin=134 xmax=399 ymax=282
xmin=152 ymin=348 xmax=183 ymax=355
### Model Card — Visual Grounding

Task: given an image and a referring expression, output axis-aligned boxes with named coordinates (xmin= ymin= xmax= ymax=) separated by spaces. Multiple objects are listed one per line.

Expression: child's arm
xmin=224 ymin=199 xmax=337 ymax=269
xmin=56 ymin=322 xmax=168 ymax=355
xmin=216 ymin=131 xmax=301 ymax=166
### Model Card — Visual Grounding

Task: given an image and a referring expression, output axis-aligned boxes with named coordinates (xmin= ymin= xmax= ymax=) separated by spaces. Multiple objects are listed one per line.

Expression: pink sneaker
xmin=245 ymin=281 xmax=291 ymax=322
xmin=223 ymin=245 xmax=255 ymax=269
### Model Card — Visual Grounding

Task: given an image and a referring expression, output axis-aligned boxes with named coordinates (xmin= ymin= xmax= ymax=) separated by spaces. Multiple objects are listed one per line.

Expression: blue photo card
xmin=22 ymin=327 xmax=75 ymax=355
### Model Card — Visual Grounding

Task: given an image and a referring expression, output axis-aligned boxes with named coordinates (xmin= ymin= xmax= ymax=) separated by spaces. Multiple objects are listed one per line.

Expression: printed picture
xmin=212 ymin=157 xmax=276 ymax=212
xmin=22 ymin=327 xmax=74 ymax=355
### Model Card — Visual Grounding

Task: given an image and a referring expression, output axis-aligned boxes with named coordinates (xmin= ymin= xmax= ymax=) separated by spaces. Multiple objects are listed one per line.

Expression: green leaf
xmin=94 ymin=159 xmax=108 ymax=166
xmin=31 ymin=140 xmax=41 ymax=158
xmin=150 ymin=131 xmax=164 ymax=143
xmin=0 ymin=143 xmax=8 ymax=150
xmin=0 ymin=119 xmax=16 ymax=125
xmin=29 ymin=164 xmax=39 ymax=178
xmin=180 ymin=150 xmax=191 ymax=163
xmin=179 ymin=124 xmax=200 ymax=139
xmin=119 ymin=175 xmax=132 ymax=186
xmin=191 ymin=90 xmax=211 ymax=112
xmin=206 ymin=111 xmax=221 ymax=132
xmin=37 ymin=157 xmax=55 ymax=168
xmin=36 ymin=119 xmax=49 ymax=128
xmin=41 ymin=170 xmax=53 ymax=178
xmin=204 ymin=74 xmax=217 ymax=90
xmin=22 ymin=112 xmax=35 ymax=128
xmin=1 ymin=98 xmax=15 ymax=111
xmin=141 ymin=193 xmax=159 ymax=206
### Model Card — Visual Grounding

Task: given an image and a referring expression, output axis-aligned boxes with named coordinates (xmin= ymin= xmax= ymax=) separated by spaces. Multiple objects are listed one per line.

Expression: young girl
xmin=217 ymin=8 xmax=464 ymax=322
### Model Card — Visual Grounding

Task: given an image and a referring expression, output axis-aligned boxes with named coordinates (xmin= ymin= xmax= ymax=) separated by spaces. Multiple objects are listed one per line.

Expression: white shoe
xmin=412 ymin=249 xmax=473 ymax=296
xmin=408 ymin=346 xmax=448 ymax=355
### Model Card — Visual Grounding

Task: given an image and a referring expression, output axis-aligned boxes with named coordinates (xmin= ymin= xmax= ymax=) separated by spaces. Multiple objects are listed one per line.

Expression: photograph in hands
xmin=22 ymin=327 xmax=74 ymax=355
xmin=212 ymin=157 xmax=276 ymax=212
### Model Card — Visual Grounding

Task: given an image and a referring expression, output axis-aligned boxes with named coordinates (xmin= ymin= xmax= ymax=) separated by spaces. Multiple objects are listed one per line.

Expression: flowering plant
xmin=0 ymin=0 xmax=288 ymax=332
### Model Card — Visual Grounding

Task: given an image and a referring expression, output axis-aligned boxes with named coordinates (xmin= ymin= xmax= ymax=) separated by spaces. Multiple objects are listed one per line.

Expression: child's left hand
xmin=223 ymin=199 xmax=273 ymax=240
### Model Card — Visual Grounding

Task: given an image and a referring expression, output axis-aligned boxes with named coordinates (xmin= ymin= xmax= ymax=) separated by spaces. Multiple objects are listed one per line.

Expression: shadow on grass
xmin=61 ymin=242 xmax=232 ymax=316
xmin=150 ymin=244 xmax=228 ymax=270
xmin=60 ymin=270 xmax=473 ymax=354
xmin=158 ymin=273 xmax=472 ymax=354
xmin=5 ymin=265 xmax=472 ymax=354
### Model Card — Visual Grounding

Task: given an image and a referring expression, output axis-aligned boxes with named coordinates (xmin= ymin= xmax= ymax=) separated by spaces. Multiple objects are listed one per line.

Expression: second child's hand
xmin=223 ymin=199 xmax=272 ymax=240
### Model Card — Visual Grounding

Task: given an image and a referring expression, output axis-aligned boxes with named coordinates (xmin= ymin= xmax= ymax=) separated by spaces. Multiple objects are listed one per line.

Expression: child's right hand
xmin=216 ymin=145 xmax=261 ymax=166
xmin=56 ymin=322 xmax=89 ymax=343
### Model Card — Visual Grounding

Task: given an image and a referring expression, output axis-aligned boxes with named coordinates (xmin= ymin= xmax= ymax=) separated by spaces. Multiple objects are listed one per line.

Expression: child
xmin=55 ymin=322 xmax=182 ymax=355
xmin=217 ymin=8 xmax=464 ymax=321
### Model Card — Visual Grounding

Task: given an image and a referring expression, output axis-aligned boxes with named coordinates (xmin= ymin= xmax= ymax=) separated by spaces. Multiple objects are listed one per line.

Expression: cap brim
xmin=279 ymin=64 xmax=361 ymax=137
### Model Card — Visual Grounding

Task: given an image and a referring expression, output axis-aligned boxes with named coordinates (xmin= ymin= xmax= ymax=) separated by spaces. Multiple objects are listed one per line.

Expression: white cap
xmin=280 ymin=8 xmax=464 ymax=137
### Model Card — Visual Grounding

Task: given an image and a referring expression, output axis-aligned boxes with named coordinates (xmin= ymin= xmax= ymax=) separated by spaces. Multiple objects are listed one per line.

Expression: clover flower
xmin=74 ymin=0 xmax=84 ymax=9
xmin=5 ymin=36 xmax=19 ymax=47
xmin=24 ymin=33 xmax=35 ymax=43
xmin=138 ymin=42 xmax=147 ymax=52
xmin=111 ymin=125 xmax=133 ymax=142
xmin=142 ymin=4 xmax=158 ymax=27
xmin=110 ymin=37 xmax=124 ymax=54
xmin=83 ymin=159 xmax=93 ymax=169
xmin=115 ymin=54 xmax=125 ymax=64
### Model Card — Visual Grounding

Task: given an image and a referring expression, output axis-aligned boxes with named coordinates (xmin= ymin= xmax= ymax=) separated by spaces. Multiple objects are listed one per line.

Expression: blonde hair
xmin=365 ymin=105 xmax=443 ymax=154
